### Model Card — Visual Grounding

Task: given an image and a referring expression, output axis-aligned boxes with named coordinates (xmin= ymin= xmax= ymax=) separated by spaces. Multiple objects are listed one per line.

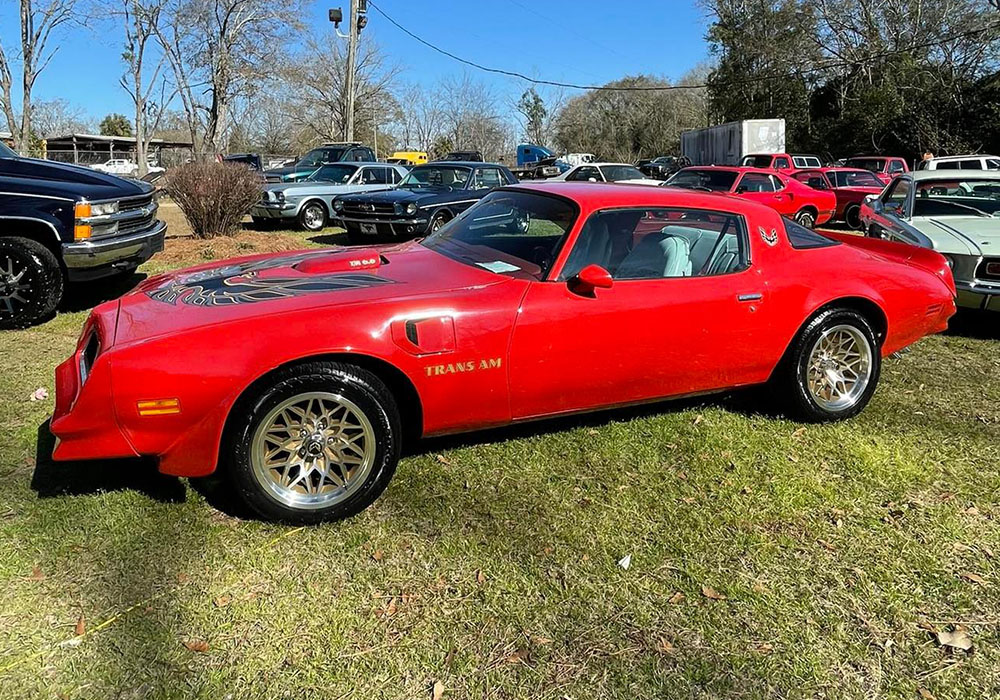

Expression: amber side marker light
xmin=137 ymin=398 xmax=181 ymax=416
xmin=74 ymin=202 xmax=92 ymax=240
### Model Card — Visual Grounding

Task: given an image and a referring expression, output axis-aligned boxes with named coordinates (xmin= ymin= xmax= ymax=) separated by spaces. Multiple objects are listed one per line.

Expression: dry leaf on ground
xmin=701 ymin=585 xmax=726 ymax=600
xmin=213 ymin=595 xmax=231 ymax=607
xmin=29 ymin=565 xmax=44 ymax=581
xmin=668 ymin=591 xmax=686 ymax=604
xmin=934 ymin=626 xmax=973 ymax=652
xmin=435 ymin=454 xmax=451 ymax=465
xmin=917 ymin=688 xmax=937 ymax=700
xmin=959 ymin=571 xmax=987 ymax=586
xmin=74 ymin=615 xmax=85 ymax=636
xmin=431 ymin=680 xmax=445 ymax=700
xmin=475 ymin=569 xmax=486 ymax=585
xmin=182 ymin=639 xmax=210 ymax=653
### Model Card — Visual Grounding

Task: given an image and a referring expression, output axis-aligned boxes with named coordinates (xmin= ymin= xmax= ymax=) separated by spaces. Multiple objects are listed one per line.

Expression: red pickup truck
xmin=740 ymin=153 xmax=823 ymax=170
xmin=842 ymin=156 xmax=908 ymax=185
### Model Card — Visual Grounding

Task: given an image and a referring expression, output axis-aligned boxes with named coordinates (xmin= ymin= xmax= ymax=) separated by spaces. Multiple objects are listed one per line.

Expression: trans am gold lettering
xmin=425 ymin=357 xmax=502 ymax=377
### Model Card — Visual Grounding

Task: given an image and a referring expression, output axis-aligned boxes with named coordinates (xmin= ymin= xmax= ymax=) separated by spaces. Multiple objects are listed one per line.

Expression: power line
xmin=367 ymin=0 xmax=1000 ymax=93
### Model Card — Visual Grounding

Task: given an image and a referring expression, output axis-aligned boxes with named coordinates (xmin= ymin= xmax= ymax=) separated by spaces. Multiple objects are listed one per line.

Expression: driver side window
xmin=560 ymin=208 xmax=748 ymax=281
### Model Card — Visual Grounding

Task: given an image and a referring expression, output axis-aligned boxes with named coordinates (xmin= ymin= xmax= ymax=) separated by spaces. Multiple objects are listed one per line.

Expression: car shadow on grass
xmin=945 ymin=309 xmax=1000 ymax=341
xmin=306 ymin=230 xmax=350 ymax=247
xmin=60 ymin=271 xmax=148 ymax=313
xmin=31 ymin=419 xmax=185 ymax=503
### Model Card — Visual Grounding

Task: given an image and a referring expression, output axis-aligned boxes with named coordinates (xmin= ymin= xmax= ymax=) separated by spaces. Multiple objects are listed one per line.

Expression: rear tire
xmin=0 ymin=237 xmax=64 ymax=330
xmin=773 ymin=308 xmax=881 ymax=422
xmin=844 ymin=204 xmax=862 ymax=230
xmin=224 ymin=361 xmax=401 ymax=524
xmin=794 ymin=208 xmax=817 ymax=229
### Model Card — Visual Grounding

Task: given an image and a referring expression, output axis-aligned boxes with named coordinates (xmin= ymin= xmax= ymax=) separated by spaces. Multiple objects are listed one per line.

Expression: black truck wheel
xmin=0 ymin=237 xmax=64 ymax=330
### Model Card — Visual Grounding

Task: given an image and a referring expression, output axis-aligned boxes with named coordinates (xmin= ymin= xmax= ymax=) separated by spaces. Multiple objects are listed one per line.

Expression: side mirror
xmin=571 ymin=264 xmax=614 ymax=295
xmin=735 ymin=185 xmax=747 ymax=194
xmin=868 ymin=197 xmax=883 ymax=213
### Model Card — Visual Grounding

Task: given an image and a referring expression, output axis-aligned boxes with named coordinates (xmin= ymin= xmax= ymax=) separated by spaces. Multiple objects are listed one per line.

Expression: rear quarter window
xmin=783 ymin=218 xmax=840 ymax=249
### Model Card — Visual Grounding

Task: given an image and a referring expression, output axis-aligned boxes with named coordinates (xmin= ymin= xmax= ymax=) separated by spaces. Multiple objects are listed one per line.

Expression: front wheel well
xmin=224 ymin=353 xmax=424 ymax=447
xmin=0 ymin=220 xmax=62 ymax=259
xmin=299 ymin=198 xmax=330 ymax=216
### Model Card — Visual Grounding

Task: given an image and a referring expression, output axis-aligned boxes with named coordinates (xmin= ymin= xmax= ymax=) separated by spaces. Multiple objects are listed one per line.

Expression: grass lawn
xmin=1 ymin=203 xmax=999 ymax=698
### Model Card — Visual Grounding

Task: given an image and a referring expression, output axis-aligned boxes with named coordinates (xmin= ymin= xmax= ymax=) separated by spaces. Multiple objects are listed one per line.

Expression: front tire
xmin=776 ymin=308 xmax=881 ymax=422
xmin=224 ymin=361 xmax=401 ymax=523
xmin=430 ymin=212 xmax=450 ymax=233
xmin=297 ymin=201 xmax=327 ymax=232
xmin=0 ymin=237 xmax=64 ymax=330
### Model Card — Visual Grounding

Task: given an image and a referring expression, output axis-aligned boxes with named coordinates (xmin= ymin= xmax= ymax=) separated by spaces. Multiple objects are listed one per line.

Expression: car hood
xmin=339 ymin=186 xmax=464 ymax=205
xmin=263 ymin=165 xmax=300 ymax=177
xmin=0 ymin=155 xmax=153 ymax=200
xmin=913 ymin=216 xmax=1000 ymax=256
xmin=265 ymin=182 xmax=393 ymax=197
xmin=114 ymin=242 xmax=507 ymax=346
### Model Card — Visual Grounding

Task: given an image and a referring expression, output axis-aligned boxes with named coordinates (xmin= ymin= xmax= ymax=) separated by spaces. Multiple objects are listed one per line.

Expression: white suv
xmin=917 ymin=154 xmax=1000 ymax=171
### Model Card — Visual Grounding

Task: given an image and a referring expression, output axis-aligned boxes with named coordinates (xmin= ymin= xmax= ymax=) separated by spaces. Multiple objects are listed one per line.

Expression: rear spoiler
xmin=824 ymin=232 xmax=956 ymax=296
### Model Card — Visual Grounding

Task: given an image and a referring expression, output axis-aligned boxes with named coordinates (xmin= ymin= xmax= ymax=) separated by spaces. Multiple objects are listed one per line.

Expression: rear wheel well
xmin=800 ymin=297 xmax=887 ymax=347
xmin=225 ymin=353 xmax=424 ymax=446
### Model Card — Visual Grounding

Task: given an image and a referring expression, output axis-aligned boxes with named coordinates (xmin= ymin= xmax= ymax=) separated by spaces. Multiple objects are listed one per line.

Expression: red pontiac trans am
xmin=792 ymin=168 xmax=885 ymax=229
xmin=665 ymin=166 xmax=837 ymax=228
xmin=51 ymin=183 xmax=956 ymax=523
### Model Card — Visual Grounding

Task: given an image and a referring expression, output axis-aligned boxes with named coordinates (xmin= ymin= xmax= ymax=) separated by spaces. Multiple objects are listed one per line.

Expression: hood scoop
xmin=294 ymin=249 xmax=382 ymax=275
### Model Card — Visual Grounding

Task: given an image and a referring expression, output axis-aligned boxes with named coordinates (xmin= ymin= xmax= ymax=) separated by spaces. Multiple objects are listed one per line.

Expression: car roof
xmin=417 ymin=161 xmax=492 ymax=168
xmin=505 ymin=181 xmax=780 ymax=216
xmin=908 ymin=169 xmax=1000 ymax=181
xmin=571 ymin=162 xmax=637 ymax=167
xmin=680 ymin=165 xmax=774 ymax=174
xmin=928 ymin=154 xmax=997 ymax=159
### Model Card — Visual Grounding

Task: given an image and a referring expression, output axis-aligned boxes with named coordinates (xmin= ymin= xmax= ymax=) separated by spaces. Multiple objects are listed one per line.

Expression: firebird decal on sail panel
xmin=144 ymin=253 xmax=394 ymax=307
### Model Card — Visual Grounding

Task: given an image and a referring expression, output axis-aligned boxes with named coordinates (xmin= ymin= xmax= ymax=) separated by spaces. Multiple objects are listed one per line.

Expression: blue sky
xmin=0 ymin=0 xmax=711 ymax=122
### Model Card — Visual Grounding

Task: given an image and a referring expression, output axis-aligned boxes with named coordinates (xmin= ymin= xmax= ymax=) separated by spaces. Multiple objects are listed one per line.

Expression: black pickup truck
xmin=0 ymin=141 xmax=165 ymax=329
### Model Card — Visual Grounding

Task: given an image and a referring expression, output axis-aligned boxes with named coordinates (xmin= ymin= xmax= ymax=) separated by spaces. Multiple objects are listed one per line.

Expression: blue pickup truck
xmin=0 ymin=142 xmax=165 ymax=329
xmin=510 ymin=144 xmax=569 ymax=180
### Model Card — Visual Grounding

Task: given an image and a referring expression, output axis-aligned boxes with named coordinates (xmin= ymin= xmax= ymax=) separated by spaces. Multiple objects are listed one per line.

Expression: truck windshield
xmin=0 ymin=142 xmax=16 ymax=158
xmin=845 ymin=158 xmax=885 ymax=173
xmin=297 ymin=147 xmax=347 ymax=168
xmin=831 ymin=170 xmax=882 ymax=188
xmin=667 ymin=169 xmax=738 ymax=192
xmin=399 ymin=165 xmax=471 ymax=189
xmin=421 ymin=190 xmax=577 ymax=280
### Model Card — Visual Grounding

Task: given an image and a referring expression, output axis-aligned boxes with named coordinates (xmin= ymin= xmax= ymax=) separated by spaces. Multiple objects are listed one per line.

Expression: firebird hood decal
xmin=145 ymin=252 xmax=394 ymax=307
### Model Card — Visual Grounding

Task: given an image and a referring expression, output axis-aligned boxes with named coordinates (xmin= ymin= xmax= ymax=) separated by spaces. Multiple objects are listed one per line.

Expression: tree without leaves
xmin=0 ymin=0 xmax=77 ymax=152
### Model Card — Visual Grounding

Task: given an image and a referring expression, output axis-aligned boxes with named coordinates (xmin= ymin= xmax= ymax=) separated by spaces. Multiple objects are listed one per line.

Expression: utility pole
xmin=344 ymin=0 xmax=359 ymax=142
xmin=329 ymin=1 xmax=367 ymax=142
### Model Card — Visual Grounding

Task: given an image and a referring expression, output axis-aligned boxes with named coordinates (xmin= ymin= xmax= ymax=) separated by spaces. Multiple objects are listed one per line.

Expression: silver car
xmin=861 ymin=169 xmax=1000 ymax=311
xmin=251 ymin=162 xmax=409 ymax=231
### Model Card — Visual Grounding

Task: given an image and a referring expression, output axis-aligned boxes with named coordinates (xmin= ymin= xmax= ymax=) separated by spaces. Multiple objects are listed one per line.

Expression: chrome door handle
xmin=738 ymin=293 xmax=763 ymax=302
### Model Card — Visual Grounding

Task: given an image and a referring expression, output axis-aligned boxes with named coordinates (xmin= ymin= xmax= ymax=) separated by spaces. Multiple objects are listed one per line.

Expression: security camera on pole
xmin=328 ymin=0 xmax=368 ymax=141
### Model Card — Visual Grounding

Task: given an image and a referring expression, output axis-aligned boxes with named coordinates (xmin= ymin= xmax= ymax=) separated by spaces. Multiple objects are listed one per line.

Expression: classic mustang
xmin=666 ymin=166 xmax=837 ymax=228
xmin=51 ymin=183 xmax=955 ymax=523
xmin=791 ymin=167 xmax=885 ymax=229
xmin=332 ymin=161 xmax=517 ymax=243
xmin=251 ymin=162 xmax=410 ymax=232
xmin=860 ymin=170 xmax=1000 ymax=311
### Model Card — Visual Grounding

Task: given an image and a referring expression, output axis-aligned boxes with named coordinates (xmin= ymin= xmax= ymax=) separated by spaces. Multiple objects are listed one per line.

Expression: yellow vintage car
xmin=387 ymin=150 xmax=428 ymax=166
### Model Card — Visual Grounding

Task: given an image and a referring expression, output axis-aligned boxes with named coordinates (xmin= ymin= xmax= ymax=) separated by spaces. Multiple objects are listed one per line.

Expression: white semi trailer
xmin=680 ymin=119 xmax=786 ymax=166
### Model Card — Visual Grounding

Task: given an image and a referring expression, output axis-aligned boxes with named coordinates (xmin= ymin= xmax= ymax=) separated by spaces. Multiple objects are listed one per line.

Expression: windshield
xmin=831 ymin=170 xmax=883 ymax=188
xmin=399 ymin=165 xmax=471 ymax=189
xmin=913 ymin=178 xmax=1000 ymax=217
xmin=602 ymin=165 xmax=646 ymax=181
xmin=306 ymin=164 xmax=357 ymax=183
xmin=421 ymin=190 xmax=577 ymax=279
xmin=667 ymin=169 xmax=738 ymax=192
xmin=741 ymin=155 xmax=773 ymax=167
xmin=297 ymin=147 xmax=347 ymax=168
xmin=0 ymin=141 xmax=17 ymax=158
xmin=845 ymin=158 xmax=885 ymax=173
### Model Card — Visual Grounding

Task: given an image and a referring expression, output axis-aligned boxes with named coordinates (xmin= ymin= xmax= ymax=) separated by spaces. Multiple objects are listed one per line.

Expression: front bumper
xmin=251 ymin=203 xmax=297 ymax=219
xmin=62 ymin=220 xmax=166 ymax=282
xmin=956 ymin=280 xmax=1000 ymax=311
xmin=334 ymin=215 xmax=429 ymax=238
